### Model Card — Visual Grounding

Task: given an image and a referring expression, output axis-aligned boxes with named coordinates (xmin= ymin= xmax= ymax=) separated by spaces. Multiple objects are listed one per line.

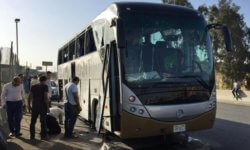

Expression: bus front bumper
xmin=120 ymin=107 xmax=216 ymax=139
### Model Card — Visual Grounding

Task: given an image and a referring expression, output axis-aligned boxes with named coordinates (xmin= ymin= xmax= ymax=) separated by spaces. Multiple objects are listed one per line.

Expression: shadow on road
xmin=7 ymin=142 xmax=24 ymax=150
xmin=6 ymin=114 xmax=102 ymax=150
xmin=191 ymin=118 xmax=250 ymax=150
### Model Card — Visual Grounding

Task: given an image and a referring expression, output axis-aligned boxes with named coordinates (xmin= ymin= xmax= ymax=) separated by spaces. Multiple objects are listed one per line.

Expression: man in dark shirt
xmin=28 ymin=76 xmax=50 ymax=140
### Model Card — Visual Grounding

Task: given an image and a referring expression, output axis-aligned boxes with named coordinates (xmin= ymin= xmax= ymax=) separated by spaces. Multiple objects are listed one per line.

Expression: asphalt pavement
xmin=190 ymin=102 xmax=250 ymax=150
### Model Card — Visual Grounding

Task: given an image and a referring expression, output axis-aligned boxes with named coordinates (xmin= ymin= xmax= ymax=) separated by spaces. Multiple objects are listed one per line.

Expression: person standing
xmin=236 ymin=80 xmax=241 ymax=98
xmin=46 ymin=106 xmax=64 ymax=135
xmin=23 ymin=76 xmax=30 ymax=113
xmin=1 ymin=76 xmax=25 ymax=137
xmin=232 ymin=79 xmax=241 ymax=100
xmin=30 ymin=75 xmax=39 ymax=87
xmin=18 ymin=74 xmax=27 ymax=113
xmin=64 ymin=77 xmax=82 ymax=138
xmin=46 ymin=71 xmax=52 ymax=107
xmin=232 ymin=80 xmax=237 ymax=99
xmin=28 ymin=76 xmax=50 ymax=140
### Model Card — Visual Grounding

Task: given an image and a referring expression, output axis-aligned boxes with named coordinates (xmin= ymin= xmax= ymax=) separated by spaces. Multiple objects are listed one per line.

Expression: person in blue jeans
xmin=1 ymin=76 xmax=25 ymax=137
xmin=64 ymin=76 xmax=82 ymax=138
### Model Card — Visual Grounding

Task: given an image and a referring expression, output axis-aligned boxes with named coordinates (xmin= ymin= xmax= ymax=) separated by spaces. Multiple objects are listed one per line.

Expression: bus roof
xmin=113 ymin=2 xmax=200 ymax=16
xmin=58 ymin=2 xmax=201 ymax=51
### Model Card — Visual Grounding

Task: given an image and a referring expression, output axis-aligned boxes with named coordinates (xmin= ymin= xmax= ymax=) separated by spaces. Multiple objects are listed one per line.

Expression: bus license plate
xmin=173 ymin=124 xmax=186 ymax=133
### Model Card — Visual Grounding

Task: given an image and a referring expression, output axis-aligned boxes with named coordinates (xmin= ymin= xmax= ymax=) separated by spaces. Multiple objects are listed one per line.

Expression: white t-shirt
xmin=233 ymin=82 xmax=237 ymax=88
xmin=65 ymin=82 xmax=78 ymax=105
xmin=1 ymin=82 xmax=24 ymax=106
xmin=48 ymin=106 xmax=64 ymax=120
xmin=46 ymin=80 xmax=52 ymax=98
xmin=31 ymin=78 xmax=39 ymax=86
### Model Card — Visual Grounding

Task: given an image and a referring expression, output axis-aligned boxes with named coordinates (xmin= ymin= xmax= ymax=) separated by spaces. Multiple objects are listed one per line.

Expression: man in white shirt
xmin=30 ymin=75 xmax=39 ymax=86
xmin=46 ymin=106 xmax=64 ymax=135
xmin=1 ymin=76 xmax=25 ymax=137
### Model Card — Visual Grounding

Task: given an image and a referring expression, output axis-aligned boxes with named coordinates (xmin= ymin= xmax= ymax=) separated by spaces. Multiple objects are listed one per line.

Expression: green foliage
xmin=162 ymin=0 xmax=193 ymax=8
xmin=198 ymin=0 xmax=250 ymax=87
xmin=161 ymin=0 xmax=250 ymax=88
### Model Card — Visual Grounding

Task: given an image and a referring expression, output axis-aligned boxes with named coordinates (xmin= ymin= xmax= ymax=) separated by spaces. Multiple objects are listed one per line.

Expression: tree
xmin=198 ymin=0 xmax=250 ymax=88
xmin=162 ymin=0 xmax=193 ymax=8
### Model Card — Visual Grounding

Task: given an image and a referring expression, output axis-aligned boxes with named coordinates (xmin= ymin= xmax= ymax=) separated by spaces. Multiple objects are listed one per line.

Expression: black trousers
xmin=46 ymin=115 xmax=61 ymax=135
xmin=30 ymin=107 xmax=47 ymax=138
xmin=6 ymin=101 xmax=23 ymax=134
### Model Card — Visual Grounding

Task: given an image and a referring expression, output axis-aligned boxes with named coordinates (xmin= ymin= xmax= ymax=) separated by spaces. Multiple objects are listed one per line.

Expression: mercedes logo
xmin=176 ymin=109 xmax=184 ymax=118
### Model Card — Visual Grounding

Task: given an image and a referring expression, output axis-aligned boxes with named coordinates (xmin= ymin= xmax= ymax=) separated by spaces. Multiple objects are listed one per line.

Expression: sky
xmin=0 ymin=0 xmax=249 ymax=71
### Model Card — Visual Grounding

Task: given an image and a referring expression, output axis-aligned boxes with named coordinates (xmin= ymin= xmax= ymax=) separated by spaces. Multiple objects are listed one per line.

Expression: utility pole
xmin=9 ymin=42 xmax=14 ymax=80
xmin=15 ymin=18 xmax=20 ymax=74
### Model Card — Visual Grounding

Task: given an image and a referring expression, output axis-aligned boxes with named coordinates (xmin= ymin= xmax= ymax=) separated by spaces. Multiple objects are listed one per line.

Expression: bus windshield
xmin=121 ymin=13 xmax=214 ymax=90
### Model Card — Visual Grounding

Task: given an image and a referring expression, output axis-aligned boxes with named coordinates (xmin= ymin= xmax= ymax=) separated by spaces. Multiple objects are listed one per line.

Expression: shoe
xmin=9 ymin=133 xmax=15 ymax=137
xmin=64 ymin=134 xmax=78 ymax=139
xmin=15 ymin=133 xmax=22 ymax=137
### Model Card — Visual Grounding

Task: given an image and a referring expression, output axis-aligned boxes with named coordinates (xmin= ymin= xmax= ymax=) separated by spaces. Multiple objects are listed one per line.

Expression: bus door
xmin=96 ymin=44 xmax=111 ymax=133
xmin=109 ymin=42 xmax=120 ymax=131
xmin=95 ymin=42 xmax=121 ymax=133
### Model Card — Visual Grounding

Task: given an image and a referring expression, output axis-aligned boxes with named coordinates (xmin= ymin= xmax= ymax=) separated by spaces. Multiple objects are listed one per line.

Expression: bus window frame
xmin=63 ymin=46 xmax=69 ymax=63
xmin=76 ymin=32 xmax=86 ymax=58
xmin=58 ymin=49 xmax=63 ymax=65
xmin=84 ymin=27 xmax=97 ymax=55
xmin=69 ymin=40 xmax=76 ymax=61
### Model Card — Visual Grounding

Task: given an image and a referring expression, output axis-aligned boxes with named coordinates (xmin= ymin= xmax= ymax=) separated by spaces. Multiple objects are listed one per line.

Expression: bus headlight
xmin=128 ymin=96 xmax=136 ymax=102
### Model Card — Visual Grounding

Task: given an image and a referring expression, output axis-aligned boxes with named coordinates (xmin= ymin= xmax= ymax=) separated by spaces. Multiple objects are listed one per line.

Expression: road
xmin=190 ymin=102 xmax=250 ymax=150
xmin=5 ymin=102 xmax=250 ymax=150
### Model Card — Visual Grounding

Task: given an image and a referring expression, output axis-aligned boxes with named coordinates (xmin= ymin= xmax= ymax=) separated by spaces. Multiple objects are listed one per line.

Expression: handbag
xmin=65 ymin=88 xmax=80 ymax=116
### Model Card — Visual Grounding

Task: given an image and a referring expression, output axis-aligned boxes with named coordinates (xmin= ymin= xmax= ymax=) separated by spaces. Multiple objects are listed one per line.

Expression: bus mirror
xmin=208 ymin=24 xmax=232 ymax=52
xmin=222 ymin=26 xmax=232 ymax=52
xmin=116 ymin=18 xmax=126 ymax=48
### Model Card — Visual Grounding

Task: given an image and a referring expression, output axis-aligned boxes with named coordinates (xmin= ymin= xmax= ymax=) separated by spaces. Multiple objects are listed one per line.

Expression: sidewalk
xmin=6 ymin=113 xmax=102 ymax=150
xmin=217 ymin=90 xmax=250 ymax=106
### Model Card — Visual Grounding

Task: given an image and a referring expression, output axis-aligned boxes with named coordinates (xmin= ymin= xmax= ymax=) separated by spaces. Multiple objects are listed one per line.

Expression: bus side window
xmin=76 ymin=33 xmax=85 ymax=57
xmin=69 ymin=41 xmax=75 ymax=60
xmin=63 ymin=47 xmax=69 ymax=63
xmin=85 ymin=28 xmax=96 ymax=54
xmin=58 ymin=50 xmax=63 ymax=65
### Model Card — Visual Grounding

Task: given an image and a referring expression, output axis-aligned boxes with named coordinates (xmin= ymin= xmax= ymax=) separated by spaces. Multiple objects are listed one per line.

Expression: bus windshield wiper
xmin=179 ymin=75 xmax=210 ymax=90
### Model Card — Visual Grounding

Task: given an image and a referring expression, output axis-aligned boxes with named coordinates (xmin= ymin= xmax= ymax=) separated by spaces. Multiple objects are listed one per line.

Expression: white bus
xmin=57 ymin=2 xmax=232 ymax=139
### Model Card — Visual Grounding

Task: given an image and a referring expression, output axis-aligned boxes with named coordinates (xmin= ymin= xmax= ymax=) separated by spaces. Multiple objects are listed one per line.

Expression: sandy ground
xmin=6 ymin=113 xmax=103 ymax=150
